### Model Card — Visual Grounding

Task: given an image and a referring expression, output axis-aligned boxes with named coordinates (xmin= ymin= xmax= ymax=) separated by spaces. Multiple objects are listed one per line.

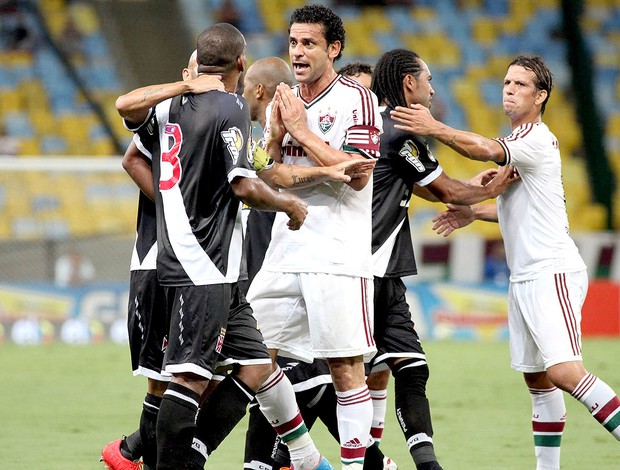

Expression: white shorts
xmin=509 ymin=270 xmax=588 ymax=373
xmin=247 ymin=270 xmax=376 ymax=363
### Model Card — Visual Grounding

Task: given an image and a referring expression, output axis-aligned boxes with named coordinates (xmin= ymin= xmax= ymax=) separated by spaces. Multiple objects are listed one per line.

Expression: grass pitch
xmin=2 ymin=339 xmax=619 ymax=469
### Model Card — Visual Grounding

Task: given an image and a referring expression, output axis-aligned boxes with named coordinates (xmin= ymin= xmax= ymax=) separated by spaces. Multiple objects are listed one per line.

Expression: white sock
xmin=572 ymin=373 xmax=620 ymax=440
xmin=369 ymin=388 xmax=387 ymax=446
xmin=529 ymin=387 xmax=565 ymax=470
xmin=336 ymin=386 xmax=372 ymax=468
xmin=256 ymin=366 xmax=319 ymax=469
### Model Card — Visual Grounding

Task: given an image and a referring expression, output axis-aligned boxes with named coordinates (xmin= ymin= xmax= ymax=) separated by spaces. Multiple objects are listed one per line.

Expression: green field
xmin=2 ymin=339 xmax=619 ymax=469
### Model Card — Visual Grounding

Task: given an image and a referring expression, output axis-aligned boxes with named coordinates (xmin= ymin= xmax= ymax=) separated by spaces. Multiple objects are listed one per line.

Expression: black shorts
xmin=163 ymin=283 xmax=270 ymax=379
xmin=371 ymin=276 xmax=425 ymax=369
xmin=127 ymin=269 xmax=169 ymax=381
xmin=276 ymin=356 xmax=332 ymax=388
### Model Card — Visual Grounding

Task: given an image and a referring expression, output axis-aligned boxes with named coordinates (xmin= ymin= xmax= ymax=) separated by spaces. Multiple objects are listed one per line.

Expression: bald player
xmin=240 ymin=57 xmax=295 ymax=293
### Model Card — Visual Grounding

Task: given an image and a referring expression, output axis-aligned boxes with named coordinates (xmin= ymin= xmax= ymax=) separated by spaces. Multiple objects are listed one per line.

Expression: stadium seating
xmin=0 ymin=0 xmax=618 ymax=243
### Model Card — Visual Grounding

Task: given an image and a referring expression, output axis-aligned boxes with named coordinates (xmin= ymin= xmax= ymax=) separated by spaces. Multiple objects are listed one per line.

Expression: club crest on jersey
xmin=215 ymin=327 xmax=226 ymax=354
xmin=318 ymin=112 xmax=335 ymax=134
xmin=221 ymin=126 xmax=244 ymax=164
xmin=370 ymin=129 xmax=380 ymax=145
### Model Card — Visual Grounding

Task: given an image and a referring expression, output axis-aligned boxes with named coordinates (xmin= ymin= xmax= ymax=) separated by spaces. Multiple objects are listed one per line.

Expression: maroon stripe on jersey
xmin=572 ymin=373 xmax=596 ymax=401
xmin=340 ymin=75 xmax=375 ymax=127
xmin=297 ymin=76 xmax=340 ymax=106
xmin=593 ymin=396 xmax=620 ymax=422
xmin=361 ymin=278 xmax=374 ymax=347
xmin=532 ymin=421 xmax=566 ymax=433
xmin=347 ymin=125 xmax=381 ymax=156
xmin=494 ymin=138 xmax=512 ymax=165
xmin=505 ymin=123 xmax=534 ymax=141
xmin=554 ymin=273 xmax=580 ymax=356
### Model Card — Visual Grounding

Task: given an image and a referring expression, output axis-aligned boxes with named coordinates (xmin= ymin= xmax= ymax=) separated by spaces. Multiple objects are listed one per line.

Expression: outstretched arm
xmin=391 ymin=104 xmax=506 ymax=164
xmin=116 ymin=74 xmax=224 ymax=126
xmin=231 ymin=176 xmax=308 ymax=231
xmin=426 ymin=164 xmax=519 ymax=205
xmin=432 ymin=203 xmax=498 ymax=237
xmin=254 ymin=145 xmax=376 ymax=189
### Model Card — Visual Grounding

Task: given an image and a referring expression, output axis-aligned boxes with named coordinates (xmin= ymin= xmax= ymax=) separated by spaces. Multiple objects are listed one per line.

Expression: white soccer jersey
xmin=261 ymin=75 xmax=382 ymax=278
xmin=495 ymin=122 xmax=586 ymax=282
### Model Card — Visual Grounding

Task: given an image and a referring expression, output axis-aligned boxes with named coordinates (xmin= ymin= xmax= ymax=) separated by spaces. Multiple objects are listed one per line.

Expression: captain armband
xmin=252 ymin=143 xmax=276 ymax=174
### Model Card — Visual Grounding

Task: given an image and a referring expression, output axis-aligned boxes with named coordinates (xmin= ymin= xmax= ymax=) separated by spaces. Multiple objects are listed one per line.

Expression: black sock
xmin=191 ymin=374 xmax=255 ymax=467
xmin=417 ymin=461 xmax=444 ymax=470
xmin=392 ymin=361 xmax=439 ymax=466
xmin=363 ymin=441 xmax=385 ymax=469
xmin=140 ymin=393 xmax=162 ymax=469
xmin=120 ymin=430 xmax=141 ymax=461
xmin=156 ymin=382 xmax=200 ymax=470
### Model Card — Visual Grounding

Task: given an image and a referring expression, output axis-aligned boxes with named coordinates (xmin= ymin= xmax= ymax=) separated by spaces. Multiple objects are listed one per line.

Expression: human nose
xmin=290 ymin=43 xmax=303 ymax=57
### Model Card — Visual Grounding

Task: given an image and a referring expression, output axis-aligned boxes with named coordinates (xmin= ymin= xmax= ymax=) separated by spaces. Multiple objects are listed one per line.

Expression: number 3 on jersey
xmin=160 ymin=123 xmax=183 ymax=190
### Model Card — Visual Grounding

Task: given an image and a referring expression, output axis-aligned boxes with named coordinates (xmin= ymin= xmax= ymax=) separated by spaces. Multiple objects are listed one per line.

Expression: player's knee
xmin=392 ymin=360 xmax=429 ymax=395
xmin=236 ymin=362 xmax=273 ymax=392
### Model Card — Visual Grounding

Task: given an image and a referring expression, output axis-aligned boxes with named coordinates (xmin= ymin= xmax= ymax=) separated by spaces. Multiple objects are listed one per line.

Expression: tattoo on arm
xmin=291 ymin=174 xmax=317 ymax=186
xmin=142 ymin=87 xmax=164 ymax=102
xmin=446 ymin=135 xmax=457 ymax=147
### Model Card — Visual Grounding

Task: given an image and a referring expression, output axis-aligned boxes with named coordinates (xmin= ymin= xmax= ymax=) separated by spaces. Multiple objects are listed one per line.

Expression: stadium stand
xmin=0 ymin=0 xmax=618 ymax=246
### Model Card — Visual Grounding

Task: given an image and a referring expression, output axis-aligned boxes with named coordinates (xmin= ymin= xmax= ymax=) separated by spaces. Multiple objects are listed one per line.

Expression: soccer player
xmin=239 ymin=56 xmax=294 ymax=295
xmin=369 ymin=48 xmax=519 ymax=470
xmin=337 ymin=62 xmax=373 ymax=89
xmin=243 ymin=58 xmax=395 ymax=470
xmin=115 ymin=23 xmax=333 ymax=470
xmin=101 ymin=50 xmax=201 ymax=470
xmin=335 ymin=61 xmax=394 ymax=455
xmin=247 ymin=5 xmax=382 ymax=469
xmin=393 ymin=54 xmax=620 ymax=469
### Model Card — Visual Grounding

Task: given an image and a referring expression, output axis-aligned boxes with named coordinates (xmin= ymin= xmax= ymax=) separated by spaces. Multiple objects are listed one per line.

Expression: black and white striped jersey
xmin=129 ymin=120 xmax=160 ymax=272
xmin=372 ymin=106 xmax=443 ymax=278
xmin=131 ymin=91 xmax=256 ymax=286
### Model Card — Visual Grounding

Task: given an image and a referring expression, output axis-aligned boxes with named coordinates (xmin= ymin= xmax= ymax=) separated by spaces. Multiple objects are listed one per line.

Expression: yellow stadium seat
xmin=412 ymin=7 xmax=436 ymax=23
xmin=258 ymin=0 xmax=286 ymax=33
xmin=18 ymin=138 xmax=40 ymax=156
xmin=29 ymin=109 xmax=56 ymax=136
xmin=0 ymin=88 xmax=24 ymax=112
xmin=361 ymin=7 xmax=392 ymax=33
xmin=569 ymin=202 xmax=608 ymax=232
xmin=90 ymin=138 xmax=116 ymax=156
xmin=69 ymin=3 xmax=101 ymax=35
xmin=471 ymin=17 xmax=498 ymax=46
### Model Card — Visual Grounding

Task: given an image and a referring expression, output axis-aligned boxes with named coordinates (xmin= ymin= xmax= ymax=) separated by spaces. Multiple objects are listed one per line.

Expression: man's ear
xmin=535 ymin=89 xmax=548 ymax=106
xmin=256 ymin=83 xmax=265 ymax=100
xmin=327 ymin=40 xmax=341 ymax=61
xmin=403 ymin=74 xmax=415 ymax=92
xmin=237 ymin=56 xmax=245 ymax=73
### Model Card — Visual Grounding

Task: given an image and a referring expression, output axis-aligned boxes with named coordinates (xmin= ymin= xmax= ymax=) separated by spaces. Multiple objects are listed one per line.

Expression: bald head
xmin=182 ymin=49 xmax=198 ymax=81
xmin=243 ymin=57 xmax=294 ymax=127
xmin=244 ymin=57 xmax=294 ymax=99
